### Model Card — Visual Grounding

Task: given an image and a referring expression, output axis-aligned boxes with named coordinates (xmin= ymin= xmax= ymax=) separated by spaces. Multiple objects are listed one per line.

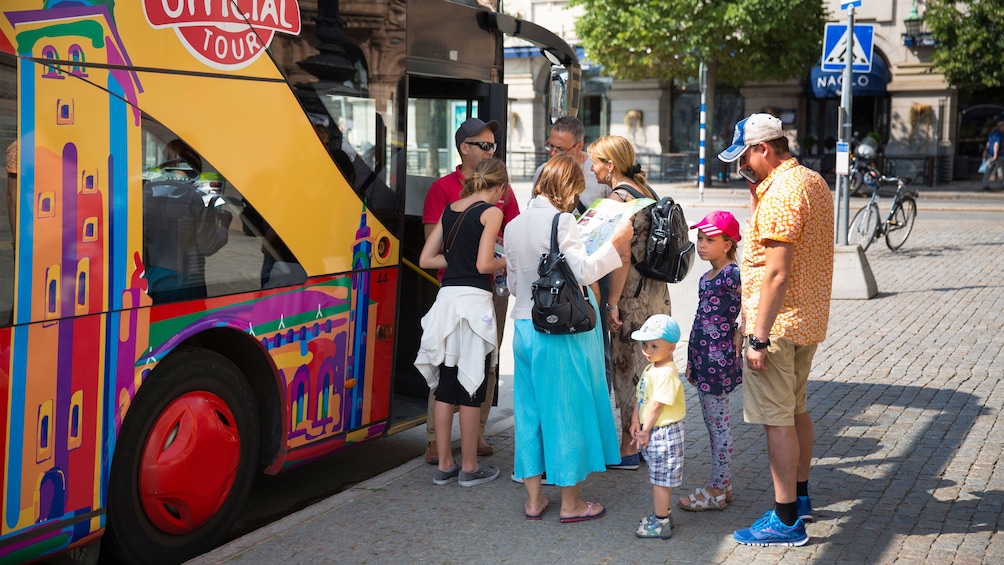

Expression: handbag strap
xmin=549 ymin=213 xmax=562 ymax=254
xmin=444 ymin=201 xmax=487 ymax=253
xmin=549 ymin=212 xmax=591 ymax=301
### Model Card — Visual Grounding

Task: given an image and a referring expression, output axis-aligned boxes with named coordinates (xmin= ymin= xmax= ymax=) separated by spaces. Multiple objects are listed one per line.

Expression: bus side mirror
xmin=549 ymin=64 xmax=580 ymax=123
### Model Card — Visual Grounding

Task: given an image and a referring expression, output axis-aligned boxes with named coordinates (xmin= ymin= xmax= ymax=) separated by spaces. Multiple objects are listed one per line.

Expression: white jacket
xmin=503 ymin=197 xmax=622 ymax=320
xmin=415 ymin=286 xmax=497 ymax=396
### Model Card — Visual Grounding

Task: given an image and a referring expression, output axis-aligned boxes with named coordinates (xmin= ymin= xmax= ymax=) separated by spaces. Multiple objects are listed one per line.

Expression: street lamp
xmin=903 ymin=0 xmax=923 ymax=46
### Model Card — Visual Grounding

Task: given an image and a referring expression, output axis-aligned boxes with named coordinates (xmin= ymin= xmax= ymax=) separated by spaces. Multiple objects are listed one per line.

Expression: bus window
xmin=404 ymin=97 xmax=477 ymax=216
xmin=1 ymin=52 xmax=14 ymax=324
xmin=268 ymin=5 xmax=401 ymax=235
xmin=141 ymin=120 xmax=304 ymax=303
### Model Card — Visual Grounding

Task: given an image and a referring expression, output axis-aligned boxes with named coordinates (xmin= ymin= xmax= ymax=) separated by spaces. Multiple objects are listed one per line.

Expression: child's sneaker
xmin=733 ymin=510 xmax=808 ymax=547
xmin=432 ymin=464 xmax=460 ymax=486
xmin=796 ymin=495 xmax=813 ymax=522
xmin=459 ymin=465 xmax=500 ymax=487
xmin=635 ymin=513 xmax=673 ymax=539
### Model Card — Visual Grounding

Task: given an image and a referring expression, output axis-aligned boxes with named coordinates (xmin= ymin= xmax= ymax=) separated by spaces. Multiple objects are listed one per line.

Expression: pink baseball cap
xmin=690 ymin=210 xmax=741 ymax=242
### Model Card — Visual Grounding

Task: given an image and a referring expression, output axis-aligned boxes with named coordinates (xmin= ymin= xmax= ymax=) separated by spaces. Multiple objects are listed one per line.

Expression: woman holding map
xmin=588 ymin=135 xmax=673 ymax=471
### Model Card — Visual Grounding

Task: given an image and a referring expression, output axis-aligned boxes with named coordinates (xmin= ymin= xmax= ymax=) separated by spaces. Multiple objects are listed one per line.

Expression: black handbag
xmin=530 ymin=214 xmax=597 ymax=334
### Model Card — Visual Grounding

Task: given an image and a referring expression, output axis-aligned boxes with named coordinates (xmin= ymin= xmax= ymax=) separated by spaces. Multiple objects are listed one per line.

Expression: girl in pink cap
xmin=679 ymin=210 xmax=743 ymax=512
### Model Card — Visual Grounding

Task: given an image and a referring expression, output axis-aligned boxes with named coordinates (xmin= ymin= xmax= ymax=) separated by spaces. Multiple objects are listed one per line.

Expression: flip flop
xmin=525 ymin=500 xmax=549 ymax=521
xmin=559 ymin=502 xmax=606 ymax=523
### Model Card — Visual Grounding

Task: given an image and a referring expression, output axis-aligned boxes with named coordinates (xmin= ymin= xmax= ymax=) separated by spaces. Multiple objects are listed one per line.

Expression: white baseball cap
xmin=718 ymin=113 xmax=784 ymax=163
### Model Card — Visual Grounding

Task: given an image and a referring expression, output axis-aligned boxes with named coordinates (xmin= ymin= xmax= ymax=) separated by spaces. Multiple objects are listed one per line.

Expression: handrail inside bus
xmin=402 ymin=257 xmax=441 ymax=287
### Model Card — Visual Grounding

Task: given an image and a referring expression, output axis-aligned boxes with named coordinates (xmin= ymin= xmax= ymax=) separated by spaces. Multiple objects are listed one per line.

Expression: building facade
xmin=504 ymin=0 xmax=997 ymax=184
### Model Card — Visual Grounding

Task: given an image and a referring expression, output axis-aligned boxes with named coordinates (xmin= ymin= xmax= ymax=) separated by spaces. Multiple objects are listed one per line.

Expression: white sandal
xmin=679 ymin=487 xmax=728 ymax=512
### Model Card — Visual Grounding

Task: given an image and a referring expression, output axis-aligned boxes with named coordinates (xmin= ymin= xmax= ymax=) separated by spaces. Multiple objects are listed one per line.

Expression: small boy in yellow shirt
xmin=630 ymin=314 xmax=685 ymax=539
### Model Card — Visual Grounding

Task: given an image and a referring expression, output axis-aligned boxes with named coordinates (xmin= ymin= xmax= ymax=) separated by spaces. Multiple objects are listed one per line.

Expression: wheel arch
xmin=181 ymin=327 xmax=286 ymax=469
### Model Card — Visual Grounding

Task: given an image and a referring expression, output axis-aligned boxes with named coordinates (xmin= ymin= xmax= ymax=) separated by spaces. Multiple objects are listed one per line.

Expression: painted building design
xmin=0 ymin=1 xmax=399 ymax=561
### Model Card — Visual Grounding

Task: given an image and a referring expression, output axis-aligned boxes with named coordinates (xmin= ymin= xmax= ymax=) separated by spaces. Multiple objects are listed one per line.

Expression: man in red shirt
xmin=421 ymin=118 xmax=519 ymax=463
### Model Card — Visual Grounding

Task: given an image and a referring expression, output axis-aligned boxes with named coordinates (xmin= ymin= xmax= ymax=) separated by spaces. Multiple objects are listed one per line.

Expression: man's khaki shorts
xmin=742 ymin=336 xmax=818 ymax=426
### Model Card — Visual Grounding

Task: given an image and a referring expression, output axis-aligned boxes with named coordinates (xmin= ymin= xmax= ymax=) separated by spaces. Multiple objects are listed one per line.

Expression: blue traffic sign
xmin=821 ymin=23 xmax=874 ymax=73
xmin=841 ymin=0 xmax=862 ymax=9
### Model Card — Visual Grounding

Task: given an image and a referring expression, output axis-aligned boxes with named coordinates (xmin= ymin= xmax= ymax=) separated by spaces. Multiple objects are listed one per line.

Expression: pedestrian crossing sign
xmin=821 ymin=23 xmax=874 ymax=73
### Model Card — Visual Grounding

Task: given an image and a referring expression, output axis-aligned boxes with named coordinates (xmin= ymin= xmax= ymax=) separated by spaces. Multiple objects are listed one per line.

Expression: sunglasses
xmin=464 ymin=141 xmax=497 ymax=152
xmin=545 ymin=141 xmax=580 ymax=154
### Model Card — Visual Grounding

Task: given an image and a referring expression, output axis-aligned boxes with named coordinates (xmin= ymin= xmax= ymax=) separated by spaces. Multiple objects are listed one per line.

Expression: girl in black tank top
xmin=417 ymin=158 xmax=510 ymax=485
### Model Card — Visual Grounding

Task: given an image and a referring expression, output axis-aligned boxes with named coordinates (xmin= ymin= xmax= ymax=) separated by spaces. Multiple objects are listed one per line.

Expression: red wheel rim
xmin=139 ymin=391 xmax=242 ymax=534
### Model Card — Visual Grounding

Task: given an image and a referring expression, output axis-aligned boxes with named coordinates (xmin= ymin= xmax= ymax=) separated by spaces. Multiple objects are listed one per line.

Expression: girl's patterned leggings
xmin=698 ymin=389 xmax=733 ymax=489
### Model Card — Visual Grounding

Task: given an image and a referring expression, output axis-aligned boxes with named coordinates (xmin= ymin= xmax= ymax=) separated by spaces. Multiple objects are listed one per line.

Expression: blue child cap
xmin=631 ymin=314 xmax=681 ymax=343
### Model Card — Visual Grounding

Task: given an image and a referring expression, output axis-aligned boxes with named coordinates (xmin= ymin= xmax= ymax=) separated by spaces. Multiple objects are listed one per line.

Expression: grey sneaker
xmin=636 ymin=513 xmax=673 ymax=539
xmin=433 ymin=464 xmax=460 ymax=485
xmin=459 ymin=465 xmax=500 ymax=487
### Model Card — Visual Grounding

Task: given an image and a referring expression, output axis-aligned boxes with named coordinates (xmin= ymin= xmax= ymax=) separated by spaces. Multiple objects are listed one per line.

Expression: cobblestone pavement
xmin=191 ymin=198 xmax=1004 ymax=564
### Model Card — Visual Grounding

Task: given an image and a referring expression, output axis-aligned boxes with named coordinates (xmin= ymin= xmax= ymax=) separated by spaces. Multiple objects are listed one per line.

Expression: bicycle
xmin=846 ymin=175 xmax=918 ymax=251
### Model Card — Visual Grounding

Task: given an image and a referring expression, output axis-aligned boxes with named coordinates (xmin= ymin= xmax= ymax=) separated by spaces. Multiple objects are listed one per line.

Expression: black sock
xmin=775 ymin=502 xmax=798 ymax=526
xmin=656 ymin=514 xmax=668 ymax=520
xmin=797 ymin=481 xmax=809 ymax=498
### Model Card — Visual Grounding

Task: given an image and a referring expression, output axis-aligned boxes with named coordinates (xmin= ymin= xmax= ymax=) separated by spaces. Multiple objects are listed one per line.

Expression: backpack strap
xmin=613 ymin=183 xmax=659 ymax=201
xmin=614 ymin=184 xmax=644 ymax=200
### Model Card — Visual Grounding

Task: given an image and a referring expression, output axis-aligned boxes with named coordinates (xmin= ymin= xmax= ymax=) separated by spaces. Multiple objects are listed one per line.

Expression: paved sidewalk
xmin=190 ymin=191 xmax=1004 ymax=564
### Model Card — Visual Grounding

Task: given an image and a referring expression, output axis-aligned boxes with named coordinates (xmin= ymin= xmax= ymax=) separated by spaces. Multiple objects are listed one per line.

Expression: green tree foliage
xmin=569 ymin=0 xmax=828 ymax=86
xmin=926 ymin=0 xmax=1004 ymax=89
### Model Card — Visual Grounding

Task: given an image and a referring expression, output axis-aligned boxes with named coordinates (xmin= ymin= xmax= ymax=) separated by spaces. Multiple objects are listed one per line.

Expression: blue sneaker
xmin=607 ymin=453 xmax=640 ymax=470
xmin=733 ymin=510 xmax=809 ymax=547
xmin=797 ymin=495 xmax=813 ymax=522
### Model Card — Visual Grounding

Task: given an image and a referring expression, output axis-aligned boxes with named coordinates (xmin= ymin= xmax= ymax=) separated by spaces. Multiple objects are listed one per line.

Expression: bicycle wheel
xmin=847 ymin=203 xmax=880 ymax=250
xmin=885 ymin=196 xmax=917 ymax=251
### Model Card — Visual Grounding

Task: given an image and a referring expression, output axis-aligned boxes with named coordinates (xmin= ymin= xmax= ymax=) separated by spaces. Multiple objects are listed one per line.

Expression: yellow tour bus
xmin=0 ymin=0 xmax=578 ymax=563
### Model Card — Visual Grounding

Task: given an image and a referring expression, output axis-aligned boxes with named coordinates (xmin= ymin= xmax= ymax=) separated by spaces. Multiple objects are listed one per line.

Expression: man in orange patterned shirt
xmin=719 ymin=113 xmax=834 ymax=547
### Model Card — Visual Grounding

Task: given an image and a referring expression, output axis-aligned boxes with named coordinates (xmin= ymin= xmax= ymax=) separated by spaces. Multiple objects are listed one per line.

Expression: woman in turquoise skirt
xmin=503 ymin=155 xmax=633 ymax=523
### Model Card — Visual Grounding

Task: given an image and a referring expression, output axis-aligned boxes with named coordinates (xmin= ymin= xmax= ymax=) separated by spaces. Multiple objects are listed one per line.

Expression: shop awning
xmin=806 ymin=55 xmax=889 ymax=98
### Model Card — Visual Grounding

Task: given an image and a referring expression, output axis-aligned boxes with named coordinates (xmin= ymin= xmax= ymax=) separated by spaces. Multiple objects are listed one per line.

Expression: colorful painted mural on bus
xmin=0 ymin=1 xmax=400 ymax=563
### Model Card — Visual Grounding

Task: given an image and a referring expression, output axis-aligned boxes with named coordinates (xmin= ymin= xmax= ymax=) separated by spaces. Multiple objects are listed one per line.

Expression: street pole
xmin=830 ymin=1 xmax=877 ymax=300
xmin=698 ymin=60 xmax=707 ymax=202
xmin=836 ymin=7 xmax=854 ymax=245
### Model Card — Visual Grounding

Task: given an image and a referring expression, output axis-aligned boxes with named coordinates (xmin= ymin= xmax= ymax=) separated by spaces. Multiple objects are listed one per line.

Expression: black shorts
xmin=434 ymin=356 xmax=490 ymax=407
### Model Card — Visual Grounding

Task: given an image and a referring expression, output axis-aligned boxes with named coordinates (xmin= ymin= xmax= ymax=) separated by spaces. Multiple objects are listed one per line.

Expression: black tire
xmin=847 ymin=203 xmax=880 ymax=251
xmin=885 ymin=197 xmax=917 ymax=251
xmin=104 ymin=348 xmax=259 ymax=565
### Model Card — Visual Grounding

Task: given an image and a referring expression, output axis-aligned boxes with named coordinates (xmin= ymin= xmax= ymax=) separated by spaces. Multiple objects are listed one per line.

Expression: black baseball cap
xmin=455 ymin=118 xmax=500 ymax=149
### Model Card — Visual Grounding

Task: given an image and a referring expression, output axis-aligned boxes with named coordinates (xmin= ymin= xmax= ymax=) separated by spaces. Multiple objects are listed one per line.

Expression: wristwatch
xmin=749 ymin=335 xmax=771 ymax=350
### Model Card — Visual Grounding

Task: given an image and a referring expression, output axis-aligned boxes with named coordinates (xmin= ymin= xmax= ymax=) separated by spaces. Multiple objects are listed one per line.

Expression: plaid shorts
xmin=642 ymin=421 xmax=684 ymax=487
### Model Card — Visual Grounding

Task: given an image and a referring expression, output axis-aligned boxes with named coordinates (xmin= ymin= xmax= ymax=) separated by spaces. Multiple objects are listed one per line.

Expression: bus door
xmin=389 ymin=75 xmax=507 ymax=433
